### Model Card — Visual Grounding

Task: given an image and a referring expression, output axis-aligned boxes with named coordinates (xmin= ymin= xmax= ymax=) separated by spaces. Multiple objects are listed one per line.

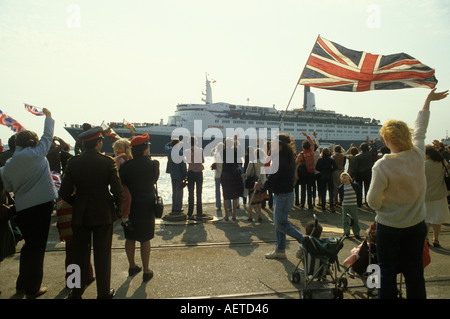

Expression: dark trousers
xmin=171 ymin=179 xmax=184 ymax=212
xmin=64 ymin=241 xmax=94 ymax=284
xmin=14 ymin=201 xmax=52 ymax=294
xmin=355 ymin=169 xmax=372 ymax=204
xmin=376 ymin=221 xmax=427 ymax=299
xmin=72 ymin=224 xmax=113 ymax=298
xmin=300 ymin=174 xmax=315 ymax=208
xmin=294 ymin=180 xmax=300 ymax=205
xmin=317 ymin=173 xmax=334 ymax=208
xmin=187 ymin=171 xmax=203 ymax=216
xmin=313 ymin=173 xmax=320 ymax=201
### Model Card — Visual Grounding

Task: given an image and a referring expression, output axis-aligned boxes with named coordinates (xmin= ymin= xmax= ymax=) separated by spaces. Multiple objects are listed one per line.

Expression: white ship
xmin=64 ymin=74 xmax=381 ymax=155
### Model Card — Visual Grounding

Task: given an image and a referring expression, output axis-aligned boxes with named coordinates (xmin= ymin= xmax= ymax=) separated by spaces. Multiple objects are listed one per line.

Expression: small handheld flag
xmin=25 ymin=103 xmax=45 ymax=116
xmin=51 ymin=171 xmax=61 ymax=189
xmin=0 ymin=109 xmax=26 ymax=133
xmin=123 ymin=119 xmax=136 ymax=132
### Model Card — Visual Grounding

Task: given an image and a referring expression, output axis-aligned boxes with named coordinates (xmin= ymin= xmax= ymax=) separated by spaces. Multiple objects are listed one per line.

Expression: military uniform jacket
xmin=59 ymin=149 xmax=123 ymax=226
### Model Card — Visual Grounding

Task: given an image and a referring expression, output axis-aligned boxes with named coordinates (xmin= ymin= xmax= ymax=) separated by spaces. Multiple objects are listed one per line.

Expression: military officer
xmin=59 ymin=126 xmax=123 ymax=299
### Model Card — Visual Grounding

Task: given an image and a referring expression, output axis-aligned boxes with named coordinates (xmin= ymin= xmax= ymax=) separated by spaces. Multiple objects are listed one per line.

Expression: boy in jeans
xmin=338 ymin=172 xmax=362 ymax=239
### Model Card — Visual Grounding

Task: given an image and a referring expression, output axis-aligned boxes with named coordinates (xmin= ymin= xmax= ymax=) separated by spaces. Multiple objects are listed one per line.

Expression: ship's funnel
xmin=303 ymin=86 xmax=316 ymax=111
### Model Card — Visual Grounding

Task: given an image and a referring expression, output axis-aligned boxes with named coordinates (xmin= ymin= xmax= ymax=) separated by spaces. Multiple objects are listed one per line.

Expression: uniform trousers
xmin=71 ymin=223 xmax=113 ymax=298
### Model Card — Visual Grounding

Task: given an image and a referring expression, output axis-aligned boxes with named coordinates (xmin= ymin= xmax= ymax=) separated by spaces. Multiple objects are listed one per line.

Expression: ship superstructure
xmin=64 ymin=74 xmax=381 ymax=155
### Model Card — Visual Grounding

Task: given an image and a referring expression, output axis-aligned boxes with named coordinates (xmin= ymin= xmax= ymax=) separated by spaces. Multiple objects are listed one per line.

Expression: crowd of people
xmin=0 ymin=89 xmax=449 ymax=299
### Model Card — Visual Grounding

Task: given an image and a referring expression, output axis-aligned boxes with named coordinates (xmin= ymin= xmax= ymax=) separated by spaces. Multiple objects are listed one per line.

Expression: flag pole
xmin=247 ymin=34 xmax=321 ymax=209
xmin=297 ymin=34 xmax=321 ymax=85
xmin=278 ymin=34 xmax=320 ymax=130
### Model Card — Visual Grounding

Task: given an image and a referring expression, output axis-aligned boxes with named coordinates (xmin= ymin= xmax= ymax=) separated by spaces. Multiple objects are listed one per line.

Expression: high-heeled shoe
xmin=433 ymin=240 xmax=441 ymax=248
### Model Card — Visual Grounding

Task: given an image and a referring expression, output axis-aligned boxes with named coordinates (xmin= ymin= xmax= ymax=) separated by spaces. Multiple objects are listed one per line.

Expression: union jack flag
xmin=0 ymin=109 xmax=25 ymax=133
xmin=25 ymin=103 xmax=45 ymax=116
xmin=299 ymin=36 xmax=437 ymax=92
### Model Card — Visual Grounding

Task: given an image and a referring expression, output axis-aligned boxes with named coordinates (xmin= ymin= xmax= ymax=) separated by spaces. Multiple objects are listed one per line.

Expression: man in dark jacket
xmin=46 ymin=136 xmax=68 ymax=174
xmin=353 ymin=138 xmax=377 ymax=206
xmin=165 ymin=139 xmax=187 ymax=214
xmin=59 ymin=127 xmax=123 ymax=299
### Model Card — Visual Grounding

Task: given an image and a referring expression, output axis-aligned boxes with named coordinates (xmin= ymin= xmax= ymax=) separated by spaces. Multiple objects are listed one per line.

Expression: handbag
xmin=0 ymin=203 xmax=15 ymax=223
xmin=245 ymin=163 xmax=258 ymax=189
xmin=443 ymin=161 xmax=450 ymax=191
xmin=154 ymin=183 xmax=164 ymax=219
xmin=297 ymin=153 xmax=309 ymax=179
xmin=232 ymin=164 xmax=242 ymax=177
xmin=423 ymin=240 xmax=431 ymax=268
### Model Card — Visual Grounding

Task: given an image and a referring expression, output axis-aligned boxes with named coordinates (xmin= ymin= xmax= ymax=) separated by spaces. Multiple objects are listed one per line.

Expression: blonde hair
xmin=112 ymin=138 xmax=133 ymax=159
xmin=340 ymin=172 xmax=352 ymax=181
xmin=379 ymin=119 xmax=413 ymax=152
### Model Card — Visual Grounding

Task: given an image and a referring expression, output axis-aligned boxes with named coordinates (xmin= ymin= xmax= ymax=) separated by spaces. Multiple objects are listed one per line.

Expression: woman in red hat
xmin=119 ymin=134 xmax=159 ymax=282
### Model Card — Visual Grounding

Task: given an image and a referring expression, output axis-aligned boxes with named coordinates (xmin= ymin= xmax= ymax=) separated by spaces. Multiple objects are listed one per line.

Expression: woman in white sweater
xmin=367 ymin=88 xmax=448 ymax=299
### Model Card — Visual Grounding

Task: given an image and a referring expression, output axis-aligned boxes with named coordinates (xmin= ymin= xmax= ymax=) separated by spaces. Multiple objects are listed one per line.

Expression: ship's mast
xmin=202 ymin=73 xmax=213 ymax=104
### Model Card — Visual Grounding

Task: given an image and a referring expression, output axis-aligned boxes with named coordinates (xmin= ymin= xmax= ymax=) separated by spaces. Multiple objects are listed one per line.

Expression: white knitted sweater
xmin=367 ymin=110 xmax=429 ymax=228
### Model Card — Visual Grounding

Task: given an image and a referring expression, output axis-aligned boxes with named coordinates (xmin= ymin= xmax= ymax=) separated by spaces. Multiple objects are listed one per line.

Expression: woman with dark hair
xmin=256 ymin=133 xmax=304 ymax=259
xmin=345 ymin=145 xmax=359 ymax=180
xmin=424 ymin=145 xmax=450 ymax=248
xmin=185 ymin=136 xmax=205 ymax=220
xmin=1 ymin=108 xmax=56 ymax=299
xmin=220 ymin=137 xmax=244 ymax=221
xmin=245 ymin=148 xmax=268 ymax=222
xmin=119 ymin=134 xmax=159 ymax=282
xmin=332 ymin=145 xmax=346 ymax=205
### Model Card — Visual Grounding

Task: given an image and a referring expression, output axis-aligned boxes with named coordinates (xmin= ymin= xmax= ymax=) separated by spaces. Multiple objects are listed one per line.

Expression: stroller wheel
xmin=332 ymin=288 xmax=344 ymax=299
xmin=291 ymin=270 xmax=301 ymax=283
xmin=338 ymin=277 xmax=348 ymax=289
xmin=301 ymin=290 xmax=313 ymax=299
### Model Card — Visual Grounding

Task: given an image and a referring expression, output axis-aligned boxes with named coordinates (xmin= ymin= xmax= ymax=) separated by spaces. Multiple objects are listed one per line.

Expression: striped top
xmin=342 ymin=184 xmax=357 ymax=206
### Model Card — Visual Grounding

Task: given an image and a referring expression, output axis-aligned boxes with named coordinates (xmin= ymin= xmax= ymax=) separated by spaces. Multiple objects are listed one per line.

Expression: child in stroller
xmin=341 ymin=223 xmax=378 ymax=296
xmin=342 ymin=222 xmax=431 ymax=299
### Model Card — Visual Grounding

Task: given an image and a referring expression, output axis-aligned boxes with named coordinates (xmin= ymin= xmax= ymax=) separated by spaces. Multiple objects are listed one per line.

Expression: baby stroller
xmin=340 ymin=222 xmax=431 ymax=299
xmin=340 ymin=223 xmax=378 ymax=298
xmin=291 ymin=214 xmax=353 ymax=299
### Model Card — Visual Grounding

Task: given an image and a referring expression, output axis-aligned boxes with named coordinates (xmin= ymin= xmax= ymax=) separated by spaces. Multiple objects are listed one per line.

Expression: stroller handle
xmin=346 ymin=213 xmax=354 ymax=227
xmin=313 ymin=214 xmax=318 ymax=228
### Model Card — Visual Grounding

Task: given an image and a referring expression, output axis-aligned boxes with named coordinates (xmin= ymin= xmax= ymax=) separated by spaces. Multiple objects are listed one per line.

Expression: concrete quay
xmin=1 ymin=202 xmax=449 ymax=301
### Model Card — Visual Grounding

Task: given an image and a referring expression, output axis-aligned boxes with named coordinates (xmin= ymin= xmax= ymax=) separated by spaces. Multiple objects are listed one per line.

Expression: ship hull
xmin=64 ymin=126 xmax=378 ymax=156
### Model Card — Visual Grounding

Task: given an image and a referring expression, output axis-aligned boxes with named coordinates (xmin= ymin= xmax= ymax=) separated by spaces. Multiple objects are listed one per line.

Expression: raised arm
xmin=35 ymin=108 xmax=55 ymax=157
xmin=422 ymin=88 xmax=448 ymax=111
xmin=414 ymin=89 xmax=448 ymax=151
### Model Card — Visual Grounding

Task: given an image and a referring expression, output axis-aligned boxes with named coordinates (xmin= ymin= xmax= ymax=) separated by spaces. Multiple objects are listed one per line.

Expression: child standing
xmin=338 ymin=172 xmax=362 ymax=239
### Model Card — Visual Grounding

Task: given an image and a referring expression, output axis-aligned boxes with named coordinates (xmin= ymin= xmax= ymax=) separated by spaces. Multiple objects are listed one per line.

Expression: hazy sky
xmin=0 ymin=0 xmax=449 ymax=146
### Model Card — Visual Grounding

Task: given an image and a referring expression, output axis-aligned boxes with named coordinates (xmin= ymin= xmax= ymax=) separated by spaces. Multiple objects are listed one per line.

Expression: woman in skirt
xmin=119 ymin=134 xmax=159 ymax=282
xmin=245 ymin=148 xmax=268 ymax=222
xmin=220 ymin=137 xmax=244 ymax=221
